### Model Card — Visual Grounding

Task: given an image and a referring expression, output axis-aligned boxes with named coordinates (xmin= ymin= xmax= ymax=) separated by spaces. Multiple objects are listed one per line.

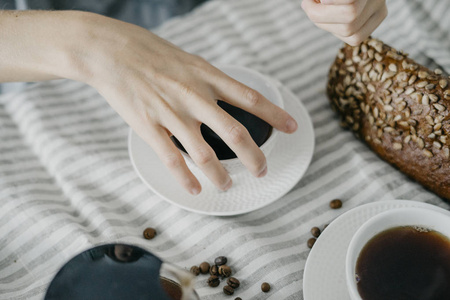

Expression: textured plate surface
xmin=303 ymin=200 xmax=450 ymax=300
xmin=128 ymin=86 xmax=315 ymax=216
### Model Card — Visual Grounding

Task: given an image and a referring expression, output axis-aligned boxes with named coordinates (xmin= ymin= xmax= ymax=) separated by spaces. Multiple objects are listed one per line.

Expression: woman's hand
xmin=301 ymin=0 xmax=387 ymax=46
xmin=0 ymin=10 xmax=297 ymax=195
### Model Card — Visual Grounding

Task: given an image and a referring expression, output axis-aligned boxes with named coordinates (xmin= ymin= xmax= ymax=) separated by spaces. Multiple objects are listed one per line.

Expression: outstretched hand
xmin=81 ymin=15 xmax=298 ymax=195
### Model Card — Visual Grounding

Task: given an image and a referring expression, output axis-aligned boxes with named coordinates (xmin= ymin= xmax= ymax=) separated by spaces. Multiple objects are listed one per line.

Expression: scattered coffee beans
xmin=190 ymin=266 xmax=200 ymax=276
xmin=223 ymin=285 xmax=234 ymax=295
xmin=215 ymin=256 xmax=228 ymax=266
xmin=219 ymin=265 xmax=232 ymax=277
xmin=329 ymin=199 xmax=342 ymax=209
xmin=199 ymin=262 xmax=210 ymax=274
xmin=310 ymin=227 xmax=321 ymax=238
xmin=307 ymin=237 xmax=316 ymax=249
xmin=207 ymin=275 xmax=220 ymax=287
xmin=227 ymin=277 xmax=240 ymax=289
xmin=210 ymin=265 xmax=219 ymax=276
xmin=261 ymin=282 xmax=271 ymax=293
xmin=143 ymin=227 xmax=156 ymax=240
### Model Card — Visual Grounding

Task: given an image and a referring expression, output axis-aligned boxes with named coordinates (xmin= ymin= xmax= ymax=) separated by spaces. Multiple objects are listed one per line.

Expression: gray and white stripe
xmin=1 ymin=0 xmax=450 ymax=299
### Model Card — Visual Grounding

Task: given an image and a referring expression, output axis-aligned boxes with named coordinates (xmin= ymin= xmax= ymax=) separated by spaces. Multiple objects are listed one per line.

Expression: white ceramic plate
xmin=303 ymin=200 xmax=450 ymax=300
xmin=128 ymin=85 xmax=315 ymax=216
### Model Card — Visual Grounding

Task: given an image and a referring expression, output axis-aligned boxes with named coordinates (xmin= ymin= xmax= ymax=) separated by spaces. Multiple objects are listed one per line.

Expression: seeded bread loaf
xmin=327 ymin=38 xmax=450 ymax=200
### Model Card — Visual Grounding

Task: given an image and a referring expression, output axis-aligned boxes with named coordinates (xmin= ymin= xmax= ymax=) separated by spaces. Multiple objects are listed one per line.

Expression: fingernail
xmin=286 ymin=118 xmax=298 ymax=132
xmin=258 ymin=166 xmax=268 ymax=178
xmin=222 ymin=179 xmax=233 ymax=191
xmin=191 ymin=187 xmax=200 ymax=195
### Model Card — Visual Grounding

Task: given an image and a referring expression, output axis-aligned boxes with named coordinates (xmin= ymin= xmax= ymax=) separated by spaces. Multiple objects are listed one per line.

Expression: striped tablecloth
xmin=1 ymin=0 xmax=450 ymax=299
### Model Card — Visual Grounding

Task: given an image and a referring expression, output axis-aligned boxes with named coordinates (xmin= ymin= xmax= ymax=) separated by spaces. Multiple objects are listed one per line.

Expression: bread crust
xmin=327 ymin=38 xmax=450 ymax=200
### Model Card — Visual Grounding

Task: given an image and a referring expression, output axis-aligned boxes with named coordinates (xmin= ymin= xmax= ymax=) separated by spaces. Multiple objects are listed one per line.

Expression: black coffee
xmin=355 ymin=226 xmax=450 ymax=300
xmin=172 ymin=100 xmax=272 ymax=160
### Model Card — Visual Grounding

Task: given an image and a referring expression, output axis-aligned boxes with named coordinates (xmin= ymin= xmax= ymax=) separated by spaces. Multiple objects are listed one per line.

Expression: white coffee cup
xmin=345 ymin=207 xmax=450 ymax=300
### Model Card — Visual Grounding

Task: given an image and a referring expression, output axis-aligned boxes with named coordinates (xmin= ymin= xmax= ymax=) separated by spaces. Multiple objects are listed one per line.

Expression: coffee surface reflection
xmin=45 ymin=244 xmax=196 ymax=300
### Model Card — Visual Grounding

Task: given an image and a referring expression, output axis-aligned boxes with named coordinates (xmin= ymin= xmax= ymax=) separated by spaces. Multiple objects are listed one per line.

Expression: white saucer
xmin=128 ymin=86 xmax=315 ymax=216
xmin=303 ymin=200 xmax=450 ymax=299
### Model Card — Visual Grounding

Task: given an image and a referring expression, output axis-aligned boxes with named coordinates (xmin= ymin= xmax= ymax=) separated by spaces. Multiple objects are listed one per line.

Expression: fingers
xmin=172 ymin=125 xmax=233 ymax=192
xmin=155 ymin=103 xmax=233 ymax=192
xmin=302 ymin=0 xmax=387 ymax=45
xmin=213 ymin=76 xmax=298 ymax=134
xmin=333 ymin=6 xmax=387 ymax=46
xmin=202 ymin=104 xmax=268 ymax=178
xmin=302 ymin=0 xmax=367 ymax=24
xmin=137 ymin=124 xmax=202 ymax=195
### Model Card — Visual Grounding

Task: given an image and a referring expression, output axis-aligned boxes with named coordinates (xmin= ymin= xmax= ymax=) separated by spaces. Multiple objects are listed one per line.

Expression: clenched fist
xmin=302 ymin=0 xmax=387 ymax=46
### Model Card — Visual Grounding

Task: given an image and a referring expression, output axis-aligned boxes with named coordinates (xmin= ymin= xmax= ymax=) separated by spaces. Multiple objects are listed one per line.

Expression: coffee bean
xmin=307 ymin=237 xmax=316 ymax=249
xmin=143 ymin=227 xmax=156 ymax=240
xmin=261 ymin=282 xmax=270 ymax=293
xmin=199 ymin=261 xmax=210 ymax=274
xmin=311 ymin=227 xmax=321 ymax=238
xmin=329 ymin=199 xmax=342 ymax=209
xmin=215 ymin=256 xmax=228 ymax=266
xmin=223 ymin=285 xmax=234 ymax=295
xmin=235 ymin=298 xmax=242 ymax=300
xmin=190 ymin=266 xmax=200 ymax=276
xmin=207 ymin=275 xmax=220 ymax=287
xmin=227 ymin=277 xmax=240 ymax=289
xmin=219 ymin=265 xmax=232 ymax=277
xmin=210 ymin=265 xmax=219 ymax=276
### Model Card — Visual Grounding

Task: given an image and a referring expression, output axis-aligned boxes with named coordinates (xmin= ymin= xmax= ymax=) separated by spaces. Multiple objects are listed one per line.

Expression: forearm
xmin=0 ymin=10 xmax=96 ymax=83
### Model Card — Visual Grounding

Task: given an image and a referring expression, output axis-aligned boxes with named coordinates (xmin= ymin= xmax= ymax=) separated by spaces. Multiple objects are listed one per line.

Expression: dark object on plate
xmin=356 ymin=226 xmax=450 ymax=300
xmin=172 ymin=101 xmax=272 ymax=160
xmin=44 ymin=244 xmax=199 ymax=300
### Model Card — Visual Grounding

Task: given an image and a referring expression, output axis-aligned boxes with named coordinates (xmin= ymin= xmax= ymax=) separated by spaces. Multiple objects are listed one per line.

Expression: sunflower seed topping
xmin=439 ymin=79 xmax=448 ymax=89
xmin=417 ymin=138 xmax=425 ymax=149
xmin=393 ymin=143 xmax=403 ymax=150
xmin=433 ymin=141 xmax=442 ymax=149
xmin=425 ymin=84 xmax=436 ymax=90
xmin=416 ymin=81 xmax=428 ymax=88
xmin=423 ymin=149 xmax=434 ymax=158
xmin=408 ymin=75 xmax=417 ymax=85
xmin=418 ymin=71 xmax=429 ymax=79
xmin=389 ymin=63 xmax=398 ymax=72
xmin=433 ymin=103 xmax=446 ymax=111
xmin=404 ymin=87 xmax=415 ymax=95
xmin=444 ymin=148 xmax=450 ymax=159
